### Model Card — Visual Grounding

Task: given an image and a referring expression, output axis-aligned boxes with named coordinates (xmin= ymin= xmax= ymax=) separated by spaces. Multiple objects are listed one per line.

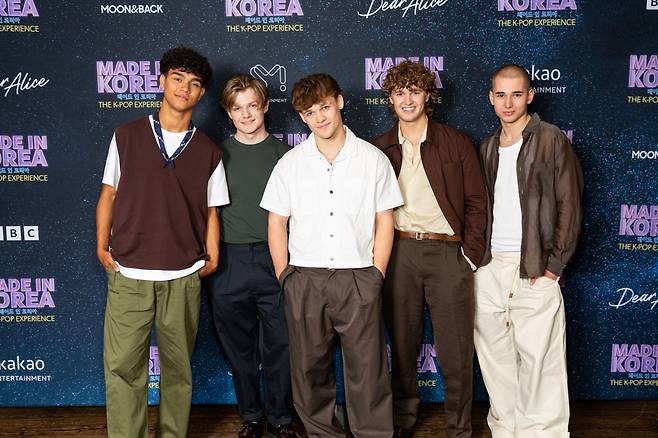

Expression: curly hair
xmin=382 ymin=60 xmax=438 ymax=116
xmin=160 ymin=47 xmax=212 ymax=87
xmin=291 ymin=73 xmax=341 ymax=112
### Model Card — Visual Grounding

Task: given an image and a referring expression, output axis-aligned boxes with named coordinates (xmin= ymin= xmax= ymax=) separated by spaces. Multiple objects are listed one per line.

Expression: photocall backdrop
xmin=1 ymin=0 xmax=657 ymax=407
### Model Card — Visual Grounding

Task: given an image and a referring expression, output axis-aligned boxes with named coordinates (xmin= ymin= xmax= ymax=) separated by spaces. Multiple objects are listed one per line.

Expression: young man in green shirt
xmin=206 ymin=74 xmax=298 ymax=438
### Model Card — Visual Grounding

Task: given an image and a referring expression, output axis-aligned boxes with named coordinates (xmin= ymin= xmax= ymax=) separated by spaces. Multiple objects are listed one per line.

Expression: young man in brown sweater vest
xmin=96 ymin=47 xmax=229 ymax=438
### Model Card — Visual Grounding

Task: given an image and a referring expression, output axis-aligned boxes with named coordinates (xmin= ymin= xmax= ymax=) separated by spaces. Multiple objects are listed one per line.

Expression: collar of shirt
xmin=398 ymin=124 xmax=427 ymax=164
xmin=301 ymin=125 xmax=358 ymax=163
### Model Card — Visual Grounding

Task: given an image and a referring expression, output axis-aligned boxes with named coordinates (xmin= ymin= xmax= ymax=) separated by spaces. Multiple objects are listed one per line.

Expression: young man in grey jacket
xmin=475 ymin=63 xmax=583 ymax=438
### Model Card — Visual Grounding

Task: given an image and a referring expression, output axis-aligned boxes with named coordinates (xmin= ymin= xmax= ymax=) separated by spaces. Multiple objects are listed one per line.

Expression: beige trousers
xmin=474 ymin=252 xmax=570 ymax=438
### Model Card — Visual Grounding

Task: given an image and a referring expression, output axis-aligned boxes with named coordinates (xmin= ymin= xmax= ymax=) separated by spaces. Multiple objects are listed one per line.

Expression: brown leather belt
xmin=395 ymin=230 xmax=461 ymax=242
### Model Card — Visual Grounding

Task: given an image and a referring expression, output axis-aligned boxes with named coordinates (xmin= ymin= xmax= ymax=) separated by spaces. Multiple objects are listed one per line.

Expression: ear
xmin=199 ymin=87 xmax=206 ymax=99
xmin=488 ymin=90 xmax=495 ymax=106
xmin=424 ymin=92 xmax=430 ymax=103
xmin=526 ymin=88 xmax=535 ymax=105
xmin=337 ymin=95 xmax=344 ymax=110
xmin=159 ymin=74 xmax=165 ymax=90
xmin=299 ymin=112 xmax=307 ymax=125
xmin=263 ymin=100 xmax=270 ymax=114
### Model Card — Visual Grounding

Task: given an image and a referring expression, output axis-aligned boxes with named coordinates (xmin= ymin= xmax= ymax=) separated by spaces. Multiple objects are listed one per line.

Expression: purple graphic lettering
xmin=628 ymin=55 xmax=658 ymax=88
xmin=498 ymin=0 xmax=577 ymax=11
xmin=0 ymin=0 xmax=38 ymax=17
xmin=416 ymin=343 xmax=437 ymax=373
xmin=149 ymin=347 xmax=160 ymax=376
xmin=0 ymin=135 xmax=48 ymax=168
xmin=611 ymin=344 xmax=658 ymax=373
xmin=0 ymin=278 xmax=55 ymax=309
xmin=225 ymin=0 xmax=303 ymax=17
xmin=365 ymin=56 xmax=443 ymax=90
xmin=272 ymin=133 xmax=307 ymax=146
xmin=619 ymin=204 xmax=658 ymax=237
xmin=96 ymin=61 xmax=161 ymax=94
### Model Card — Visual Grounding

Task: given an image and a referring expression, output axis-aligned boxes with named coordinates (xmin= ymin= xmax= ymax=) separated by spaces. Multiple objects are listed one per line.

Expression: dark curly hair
xmin=160 ymin=47 xmax=212 ymax=87
xmin=382 ymin=60 xmax=439 ymax=116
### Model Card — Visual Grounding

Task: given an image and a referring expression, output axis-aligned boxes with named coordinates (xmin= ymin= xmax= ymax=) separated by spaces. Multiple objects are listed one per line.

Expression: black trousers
xmin=206 ymin=242 xmax=292 ymax=425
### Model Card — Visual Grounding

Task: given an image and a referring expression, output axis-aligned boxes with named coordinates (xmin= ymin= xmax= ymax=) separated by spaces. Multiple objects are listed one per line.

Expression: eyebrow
xmin=171 ymin=71 xmax=202 ymax=82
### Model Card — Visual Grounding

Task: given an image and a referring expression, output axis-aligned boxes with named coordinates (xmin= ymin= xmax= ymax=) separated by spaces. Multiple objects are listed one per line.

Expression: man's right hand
xmin=275 ymin=266 xmax=286 ymax=281
xmin=97 ymin=249 xmax=119 ymax=271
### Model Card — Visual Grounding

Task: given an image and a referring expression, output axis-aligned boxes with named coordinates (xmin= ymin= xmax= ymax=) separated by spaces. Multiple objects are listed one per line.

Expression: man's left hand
xmin=198 ymin=259 xmax=218 ymax=278
xmin=529 ymin=270 xmax=558 ymax=285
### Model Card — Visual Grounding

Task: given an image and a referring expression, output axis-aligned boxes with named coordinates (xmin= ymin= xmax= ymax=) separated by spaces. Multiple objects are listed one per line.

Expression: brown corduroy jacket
xmin=371 ymin=118 xmax=488 ymax=267
xmin=479 ymin=113 xmax=584 ymax=278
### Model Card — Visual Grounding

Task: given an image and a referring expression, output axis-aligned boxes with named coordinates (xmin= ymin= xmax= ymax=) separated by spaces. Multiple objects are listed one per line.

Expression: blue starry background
xmin=1 ymin=0 xmax=656 ymax=406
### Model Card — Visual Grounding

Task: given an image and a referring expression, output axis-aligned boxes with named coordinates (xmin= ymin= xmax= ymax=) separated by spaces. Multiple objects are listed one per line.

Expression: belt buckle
xmin=414 ymin=232 xmax=423 ymax=241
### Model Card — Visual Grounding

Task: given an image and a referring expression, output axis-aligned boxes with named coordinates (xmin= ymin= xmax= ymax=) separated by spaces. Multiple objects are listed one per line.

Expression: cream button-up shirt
xmin=394 ymin=125 xmax=475 ymax=270
xmin=394 ymin=126 xmax=455 ymax=235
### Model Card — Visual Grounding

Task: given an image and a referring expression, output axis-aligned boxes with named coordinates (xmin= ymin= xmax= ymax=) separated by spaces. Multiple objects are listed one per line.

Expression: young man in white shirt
xmin=261 ymin=73 xmax=403 ymax=438
xmin=476 ymin=64 xmax=583 ymax=438
xmin=96 ymin=47 xmax=229 ymax=438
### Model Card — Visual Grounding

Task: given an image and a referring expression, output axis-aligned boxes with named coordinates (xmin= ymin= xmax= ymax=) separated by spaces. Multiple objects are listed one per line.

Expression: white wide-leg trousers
xmin=474 ymin=252 xmax=570 ymax=438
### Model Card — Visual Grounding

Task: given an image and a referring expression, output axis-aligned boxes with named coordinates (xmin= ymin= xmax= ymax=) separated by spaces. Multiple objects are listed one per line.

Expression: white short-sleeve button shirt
xmin=260 ymin=126 xmax=403 ymax=269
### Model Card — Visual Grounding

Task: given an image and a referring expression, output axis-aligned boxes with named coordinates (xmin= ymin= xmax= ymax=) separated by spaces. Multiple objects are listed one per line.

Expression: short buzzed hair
xmin=491 ymin=64 xmax=532 ymax=91
xmin=220 ymin=74 xmax=268 ymax=111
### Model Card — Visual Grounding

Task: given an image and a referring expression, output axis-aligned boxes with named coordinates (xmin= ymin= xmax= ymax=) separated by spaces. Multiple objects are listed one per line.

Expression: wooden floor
xmin=0 ymin=401 xmax=656 ymax=437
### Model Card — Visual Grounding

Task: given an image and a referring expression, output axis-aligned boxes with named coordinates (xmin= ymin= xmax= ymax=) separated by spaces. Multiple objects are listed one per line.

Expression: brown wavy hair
xmin=382 ymin=60 xmax=438 ymax=116
xmin=291 ymin=73 xmax=342 ymax=112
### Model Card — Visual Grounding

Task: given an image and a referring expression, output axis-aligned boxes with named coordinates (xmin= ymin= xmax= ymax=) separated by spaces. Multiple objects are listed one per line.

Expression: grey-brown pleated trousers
xmin=383 ymin=238 xmax=475 ymax=438
xmin=280 ymin=265 xmax=394 ymax=438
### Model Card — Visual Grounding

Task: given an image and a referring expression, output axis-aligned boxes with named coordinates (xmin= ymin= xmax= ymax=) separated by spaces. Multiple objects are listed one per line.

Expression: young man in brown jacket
xmin=475 ymin=64 xmax=583 ymax=438
xmin=371 ymin=61 xmax=487 ymax=438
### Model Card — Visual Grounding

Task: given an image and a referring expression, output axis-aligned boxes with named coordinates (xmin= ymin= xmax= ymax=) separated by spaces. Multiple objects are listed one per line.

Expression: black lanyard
xmin=152 ymin=112 xmax=194 ymax=168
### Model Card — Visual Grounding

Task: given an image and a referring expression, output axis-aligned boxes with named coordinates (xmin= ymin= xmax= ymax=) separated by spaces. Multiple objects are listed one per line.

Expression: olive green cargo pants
xmin=103 ymin=268 xmax=201 ymax=438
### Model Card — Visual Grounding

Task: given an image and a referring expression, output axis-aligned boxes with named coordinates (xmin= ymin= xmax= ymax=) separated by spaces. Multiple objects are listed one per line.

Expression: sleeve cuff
xmin=461 ymin=247 xmax=477 ymax=271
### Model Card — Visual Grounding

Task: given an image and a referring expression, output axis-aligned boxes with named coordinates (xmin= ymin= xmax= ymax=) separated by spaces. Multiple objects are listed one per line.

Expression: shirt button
xmin=329 ymin=212 xmax=334 ymax=216
xmin=330 ymin=234 xmax=334 ymax=238
xmin=329 ymin=190 xmax=334 ymax=194
xmin=330 ymin=257 xmax=334 ymax=261
xmin=327 ymin=168 xmax=331 ymax=172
